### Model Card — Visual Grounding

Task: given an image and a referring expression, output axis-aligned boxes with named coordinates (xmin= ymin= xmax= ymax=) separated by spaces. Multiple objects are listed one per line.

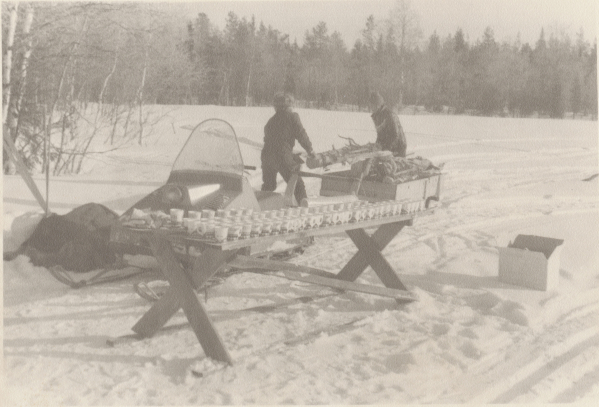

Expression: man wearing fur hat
xmin=369 ymin=92 xmax=407 ymax=157
xmin=261 ymin=92 xmax=316 ymax=204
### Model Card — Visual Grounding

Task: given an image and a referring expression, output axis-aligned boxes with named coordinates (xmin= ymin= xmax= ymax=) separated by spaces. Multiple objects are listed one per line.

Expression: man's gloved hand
xmin=305 ymin=150 xmax=322 ymax=169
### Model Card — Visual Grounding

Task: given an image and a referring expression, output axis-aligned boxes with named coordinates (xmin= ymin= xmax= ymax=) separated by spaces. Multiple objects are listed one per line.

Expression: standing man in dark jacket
xmin=261 ymin=93 xmax=316 ymax=204
xmin=369 ymin=92 xmax=407 ymax=157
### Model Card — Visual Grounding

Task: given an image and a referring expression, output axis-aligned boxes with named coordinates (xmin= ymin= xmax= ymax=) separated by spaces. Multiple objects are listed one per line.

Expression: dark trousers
xmin=261 ymin=156 xmax=307 ymax=204
xmin=393 ymin=145 xmax=407 ymax=158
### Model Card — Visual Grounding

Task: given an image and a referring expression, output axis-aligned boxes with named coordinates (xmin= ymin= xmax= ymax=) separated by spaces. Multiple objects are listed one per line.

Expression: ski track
xmin=281 ymin=142 xmax=599 ymax=402
xmin=438 ymin=310 xmax=599 ymax=403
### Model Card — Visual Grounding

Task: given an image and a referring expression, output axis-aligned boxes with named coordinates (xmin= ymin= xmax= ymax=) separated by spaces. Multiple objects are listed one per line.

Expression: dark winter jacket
xmin=262 ymin=109 xmax=313 ymax=167
xmin=371 ymin=105 xmax=407 ymax=157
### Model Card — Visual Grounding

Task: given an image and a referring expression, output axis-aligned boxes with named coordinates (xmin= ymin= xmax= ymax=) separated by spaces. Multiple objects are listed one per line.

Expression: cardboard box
xmin=497 ymin=235 xmax=564 ymax=291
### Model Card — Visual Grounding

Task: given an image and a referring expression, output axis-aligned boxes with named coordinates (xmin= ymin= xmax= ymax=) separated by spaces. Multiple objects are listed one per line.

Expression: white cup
xmin=205 ymin=222 xmax=216 ymax=236
xmin=214 ymin=226 xmax=228 ymax=242
xmin=188 ymin=210 xmax=202 ymax=219
xmin=262 ymin=222 xmax=273 ymax=235
xmin=241 ymin=223 xmax=252 ymax=238
xmin=170 ymin=208 xmax=184 ymax=224
xmin=251 ymin=222 xmax=262 ymax=237
xmin=228 ymin=225 xmax=242 ymax=240
xmin=201 ymin=209 xmax=215 ymax=219
xmin=185 ymin=219 xmax=198 ymax=234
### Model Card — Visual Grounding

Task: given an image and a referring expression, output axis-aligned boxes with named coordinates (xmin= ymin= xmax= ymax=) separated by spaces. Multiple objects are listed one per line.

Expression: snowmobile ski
xmin=49 ymin=265 xmax=152 ymax=288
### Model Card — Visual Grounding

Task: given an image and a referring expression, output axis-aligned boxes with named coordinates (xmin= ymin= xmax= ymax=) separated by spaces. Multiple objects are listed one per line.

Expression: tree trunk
xmin=108 ymin=102 xmax=118 ymax=145
xmin=246 ymin=63 xmax=252 ymax=106
xmin=43 ymin=105 xmax=50 ymax=215
xmin=2 ymin=3 xmax=19 ymax=125
xmin=398 ymin=18 xmax=406 ymax=110
xmin=4 ymin=4 xmax=31 ymax=175
xmin=48 ymin=49 xmax=76 ymax=172
xmin=246 ymin=41 xmax=255 ymax=106
xmin=123 ymin=102 xmax=133 ymax=139
xmin=99 ymin=45 xmax=119 ymax=115
xmin=12 ymin=4 xmax=34 ymax=128
xmin=47 ymin=14 xmax=88 ymax=174
xmin=138 ymin=41 xmax=149 ymax=145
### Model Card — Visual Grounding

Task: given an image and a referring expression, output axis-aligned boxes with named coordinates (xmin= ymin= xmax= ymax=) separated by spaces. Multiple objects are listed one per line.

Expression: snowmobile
xmin=109 ymin=118 xmax=312 ymax=262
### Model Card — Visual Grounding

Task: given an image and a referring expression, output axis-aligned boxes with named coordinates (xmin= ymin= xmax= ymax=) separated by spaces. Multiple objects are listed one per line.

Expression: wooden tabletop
xmin=146 ymin=209 xmax=433 ymax=251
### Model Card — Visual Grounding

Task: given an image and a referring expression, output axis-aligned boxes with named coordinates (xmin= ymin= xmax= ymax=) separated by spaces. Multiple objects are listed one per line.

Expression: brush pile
xmin=365 ymin=155 xmax=443 ymax=184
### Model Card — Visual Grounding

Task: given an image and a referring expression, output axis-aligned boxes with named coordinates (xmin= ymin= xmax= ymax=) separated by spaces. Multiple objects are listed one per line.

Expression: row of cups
xmin=171 ymin=199 xmax=426 ymax=242
xmin=168 ymin=207 xmax=255 ymax=224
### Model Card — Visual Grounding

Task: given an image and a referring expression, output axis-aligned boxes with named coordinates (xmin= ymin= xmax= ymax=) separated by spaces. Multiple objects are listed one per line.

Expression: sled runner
xmin=49 ymin=264 xmax=151 ymax=288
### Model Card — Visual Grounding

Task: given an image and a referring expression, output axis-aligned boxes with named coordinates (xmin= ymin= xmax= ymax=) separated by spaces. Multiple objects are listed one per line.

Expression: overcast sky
xmin=177 ymin=0 xmax=597 ymax=47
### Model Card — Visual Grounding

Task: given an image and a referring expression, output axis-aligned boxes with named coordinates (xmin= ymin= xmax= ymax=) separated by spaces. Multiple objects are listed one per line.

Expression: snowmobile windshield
xmin=171 ymin=119 xmax=244 ymax=177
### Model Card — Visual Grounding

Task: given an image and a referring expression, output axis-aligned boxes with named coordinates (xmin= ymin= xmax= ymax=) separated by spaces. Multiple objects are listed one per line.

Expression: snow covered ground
xmin=3 ymin=105 xmax=599 ymax=405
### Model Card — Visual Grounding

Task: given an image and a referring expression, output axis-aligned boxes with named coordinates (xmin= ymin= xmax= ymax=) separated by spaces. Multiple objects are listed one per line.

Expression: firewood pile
xmin=306 ymin=139 xmax=391 ymax=169
xmin=365 ymin=156 xmax=443 ymax=184
xmin=307 ymin=137 xmax=443 ymax=184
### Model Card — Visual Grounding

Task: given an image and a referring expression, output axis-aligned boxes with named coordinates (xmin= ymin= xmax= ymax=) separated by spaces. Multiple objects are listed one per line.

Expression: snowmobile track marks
xmin=438 ymin=310 xmax=599 ymax=403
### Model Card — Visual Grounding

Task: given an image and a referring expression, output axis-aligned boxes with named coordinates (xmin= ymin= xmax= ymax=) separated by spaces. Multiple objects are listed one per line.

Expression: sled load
xmin=21 ymin=203 xmax=119 ymax=272
xmin=306 ymin=138 xmax=443 ymax=206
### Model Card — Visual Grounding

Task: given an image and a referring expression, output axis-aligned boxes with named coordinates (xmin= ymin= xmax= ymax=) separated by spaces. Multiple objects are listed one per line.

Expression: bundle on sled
xmin=307 ymin=138 xmax=443 ymax=207
xmin=362 ymin=155 xmax=443 ymax=184
xmin=4 ymin=203 xmax=148 ymax=288
xmin=306 ymin=140 xmax=391 ymax=169
xmin=20 ymin=203 xmax=119 ymax=272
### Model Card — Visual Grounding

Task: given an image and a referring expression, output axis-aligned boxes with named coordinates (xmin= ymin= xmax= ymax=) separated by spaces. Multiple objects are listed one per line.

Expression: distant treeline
xmin=186 ymin=13 xmax=597 ymax=119
xmin=2 ymin=1 xmax=597 ymax=123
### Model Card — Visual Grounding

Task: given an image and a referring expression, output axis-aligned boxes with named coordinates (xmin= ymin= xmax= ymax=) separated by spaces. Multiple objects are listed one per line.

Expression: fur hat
xmin=274 ymin=92 xmax=294 ymax=110
xmin=369 ymin=91 xmax=384 ymax=107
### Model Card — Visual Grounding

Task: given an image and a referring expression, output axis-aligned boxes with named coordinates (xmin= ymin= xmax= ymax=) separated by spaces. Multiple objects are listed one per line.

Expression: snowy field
xmin=3 ymin=105 xmax=599 ymax=405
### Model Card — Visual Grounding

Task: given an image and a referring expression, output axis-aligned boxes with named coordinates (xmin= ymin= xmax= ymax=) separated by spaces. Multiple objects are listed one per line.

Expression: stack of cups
xmin=272 ymin=220 xmax=282 ymax=234
xmin=251 ymin=222 xmax=262 ymax=238
xmin=262 ymin=221 xmax=273 ymax=236
xmin=228 ymin=225 xmax=242 ymax=241
xmin=241 ymin=223 xmax=252 ymax=239
xmin=214 ymin=225 xmax=228 ymax=242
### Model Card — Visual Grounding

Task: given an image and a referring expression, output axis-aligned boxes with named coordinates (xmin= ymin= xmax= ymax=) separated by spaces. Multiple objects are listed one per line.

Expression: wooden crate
xmin=320 ymin=170 xmax=442 ymax=202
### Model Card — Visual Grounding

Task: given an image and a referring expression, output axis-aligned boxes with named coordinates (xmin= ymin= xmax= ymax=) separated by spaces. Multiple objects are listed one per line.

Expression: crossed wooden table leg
xmin=131 ymin=234 xmax=238 ymax=365
xmin=130 ymin=219 xmax=413 ymax=364
xmin=336 ymin=220 xmax=411 ymax=293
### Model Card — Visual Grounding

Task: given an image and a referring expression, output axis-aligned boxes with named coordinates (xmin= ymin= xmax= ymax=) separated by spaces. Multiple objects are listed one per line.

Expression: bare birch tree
xmin=387 ymin=0 xmax=422 ymax=108
xmin=2 ymin=3 xmax=18 ymax=124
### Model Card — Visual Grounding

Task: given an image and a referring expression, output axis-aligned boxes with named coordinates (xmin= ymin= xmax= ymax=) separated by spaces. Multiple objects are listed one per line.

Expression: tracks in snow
xmin=436 ymin=301 xmax=599 ymax=403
